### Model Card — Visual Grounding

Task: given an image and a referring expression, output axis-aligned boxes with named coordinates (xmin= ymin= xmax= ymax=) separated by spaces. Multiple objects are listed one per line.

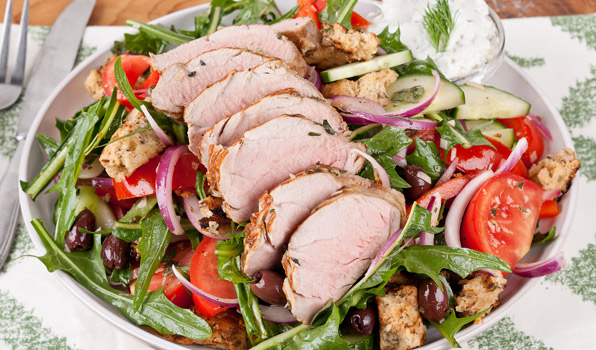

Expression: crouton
xmin=376 ymin=285 xmax=426 ymax=350
xmin=84 ymin=54 xmax=117 ymax=100
xmin=305 ymin=23 xmax=379 ymax=69
xmin=322 ymin=69 xmax=398 ymax=106
xmin=99 ymin=109 xmax=166 ymax=182
xmin=160 ymin=308 xmax=248 ymax=350
xmin=529 ymin=148 xmax=581 ymax=193
xmin=455 ymin=273 xmax=507 ymax=324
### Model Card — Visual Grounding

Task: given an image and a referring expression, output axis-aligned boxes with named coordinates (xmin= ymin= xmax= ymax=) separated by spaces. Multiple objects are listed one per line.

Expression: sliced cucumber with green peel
xmin=464 ymin=119 xmax=516 ymax=148
xmin=385 ymin=73 xmax=465 ymax=114
xmin=454 ymin=84 xmax=531 ymax=120
xmin=320 ymin=50 xmax=413 ymax=83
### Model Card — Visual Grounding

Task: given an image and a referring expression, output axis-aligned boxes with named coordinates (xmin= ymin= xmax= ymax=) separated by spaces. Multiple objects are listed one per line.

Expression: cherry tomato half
xmin=461 ymin=173 xmax=544 ymax=268
xmin=498 ymin=116 xmax=544 ymax=168
xmin=102 ymin=54 xmax=157 ymax=108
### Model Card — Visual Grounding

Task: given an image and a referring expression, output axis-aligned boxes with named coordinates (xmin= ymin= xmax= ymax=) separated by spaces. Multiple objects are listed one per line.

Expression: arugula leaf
xmin=31 ymin=219 xmax=211 ymax=339
xmin=268 ymin=4 xmax=300 ymax=24
xmin=233 ymin=0 xmax=280 ymax=25
xmin=133 ymin=210 xmax=172 ymax=311
xmin=235 ymin=281 xmax=273 ymax=346
xmin=433 ymin=113 xmax=494 ymax=152
xmin=532 ymin=225 xmax=557 ymax=247
xmin=36 ymin=134 xmax=59 ymax=158
xmin=403 ymin=57 xmax=446 ymax=78
xmin=112 ymin=197 xmax=158 ymax=242
xmin=125 ymin=20 xmax=193 ymax=46
xmin=360 ymin=126 xmax=412 ymax=190
xmin=216 ymin=232 xmax=253 ymax=283
xmin=196 ymin=171 xmax=207 ymax=200
xmin=318 ymin=0 xmax=358 ymax=28
xmin=377 ymin=27 xmax=409 ymax=54
xmin=394 ymin=245 xmax=511 ymax=289
xmin=110 ymin=265 xmax=132 ymax=286
xmin=50 ymin=105 xmax=100 ymax=245
xmin=406 ymin=137 xmax=445 ymax=181
xmin=430 ymin=309 xmax=490 ymax=348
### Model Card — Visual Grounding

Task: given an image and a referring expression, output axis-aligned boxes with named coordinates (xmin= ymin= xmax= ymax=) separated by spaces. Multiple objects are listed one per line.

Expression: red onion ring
xmin=348 ymin=109 xmax=438 ymax=130
xmin=331 ymin=95 xmax=387 ymax=115
xmin=444 ymin=170 xmax=495 ymax=248
xmin=512 ymin=252 xmax=565 ymax=278
xmin=339 ymin=112 xmax=371 ymax=125
xmin=385 ymin=70 xmax=441 ymax=118
xmin=419 ymin=194 xmax=441 ymax=246
xmin=365 ymin=228 xmax=403 ymax=278
xmin=527 ymin=113 xmax=553 ymax=141
xmin=259 ymin=305 xmax=297 ymax=323
xmin=172 ymin=265 xmax=239 ymax=307
xmin=140 ymin=105 xmax=174 ymax=147
xmin=76 ymin=177 xmax=114 ymax=188
xmin=495 ymin=137 xmax=528 ymax=174
xmin=351 ymin=149 xmax=391 ymax=188
xmin=435 ymin=158 xmax=458 ymax=186
xmin=376 ymin=47 xmax=387 ymax=56
xmin=305 ymin=65 xmax=322 ymax=91
xmin=543 ymin=189 xmax=562 ymax=201
xmin=156 ymin=145 xmax=189 ymax=235
xmin=392 ymin=148 xmax=407 ymax=168
xmin=182 ymin=193 xmax=231 ymax=240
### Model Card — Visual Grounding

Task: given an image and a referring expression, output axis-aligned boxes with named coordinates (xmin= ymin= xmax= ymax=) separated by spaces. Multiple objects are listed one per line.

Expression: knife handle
xmin=0 ymin=140 xmax=24 ymax=268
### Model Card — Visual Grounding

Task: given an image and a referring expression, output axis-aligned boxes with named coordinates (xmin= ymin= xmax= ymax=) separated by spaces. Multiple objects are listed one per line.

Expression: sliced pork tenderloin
xmin=185 ymin=60 xmax=324 ymax=153
xmin=282 ymin=186 xmax=406 ymax=324
xmin=270 ymin=17 xmax=321 ymax=54
xmin=207 ymin=115 xmax=366 ymax=223
xmin=242 ymin=165 xmax=373 ymax=277
xmin=150 ymin=23 xmax=308 ymax=76
xmin=151 ymin=48 xmax=273 ymax=117
xmin=198 ymin=89 xmax=348 ymax=165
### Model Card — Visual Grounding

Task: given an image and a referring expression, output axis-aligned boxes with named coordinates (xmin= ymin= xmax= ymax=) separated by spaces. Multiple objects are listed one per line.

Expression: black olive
xmin=101 ymin=234 xmax=130 ymax=270
xmin=65 ymin=209 xmax=95 ymax=251
xmin=401 ymin=164 xmax=433 ymax=202
xmin=346 ymin=304 xmax=376 ymax=336
xmin=250 ymin=270 xmax=287 ymax=305
xmin=418 ymin=278 xmax=449 ymax=323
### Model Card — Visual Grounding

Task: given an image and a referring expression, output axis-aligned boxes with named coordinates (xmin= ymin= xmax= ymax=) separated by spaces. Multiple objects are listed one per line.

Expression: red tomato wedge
xmin=461 ymin=173 xmax=544 ymax=268
xmin=190 ymin=237 xmax=237 ymax=317
xmin=539 ymin=200 xmax=560 ymax=218
xmin=498 ymin=116 xmax=544 ymax=168
xmin=447 ymin=137 xmax=527 ymax=178
xmin=305 ymin=0 xmax=370 ymax=30
xmin=296 ymin=0 xmax=320 ymax=28
xmin=350 ymin=11 xmax=370 ymax=30
xmin=130 ymin=241 xmax=195 ymax=309
xmin=102 ymin=54 xmax=157 ymax=108
xmin=415 ymin=172 xmax=480 ymax=209
xmin=112 ymin=153 xmax=201 ymax=200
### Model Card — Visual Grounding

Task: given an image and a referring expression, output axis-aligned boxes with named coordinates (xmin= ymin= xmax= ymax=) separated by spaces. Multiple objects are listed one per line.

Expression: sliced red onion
xmin=527 ymin=113 xmax=553 ymax=141
xmin=79 ymin=157 xmax=105 ymax=179
xmin=543 ymin=189 xmax=562 ymax=201
xmin=182 ymin=193 xmax=230 ymax=240
xmin=340 ymin=112 xmax=371 ymax=125
xmin=140 ymin=104 xmax=174 ymax=147
xmin=512 ymin=252 xmax=565 ymax=278
xmin=156 ymin=145 xmax=189 ymax=235
xmin=458 ymin=119 xmax=468 ymax=132
xmin=392 ymin=148 xmax=407 ymax=168
xmin=384 ymin=70 xmax=441 ymax=118
xmin=495 ymin=137 xmax=528 ymax=174
xmin=376 ymin=47 xmax=387 ymax=56
xmin=76 ymin=177 xmax=114 ymax=188
xmin=172 ymin=265 xmax=239 ymax=306
xmin=436 ymin=158 xmax=458 ymax=186
xmin=305 ymin=65 xmax=322 ymax=90
xmin=348 ymin=109 xmax=438 ymax=130
xmin=351 ymin=149 xmax=390 ymax=188
xmin=331 ymin=95 xmax=387 ymax=115
xmin=419 ymin=195 xmax=441 ymax=246
xmin=259 ymin=305 xmax=297 ymax=323
xmin=444 ymin=170 xmax=495 ymax=248
xmin=365 ymin=228 xmax=403 ymax=277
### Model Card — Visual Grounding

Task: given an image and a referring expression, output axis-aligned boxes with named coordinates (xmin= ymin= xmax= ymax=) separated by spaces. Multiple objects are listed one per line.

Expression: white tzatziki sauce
xmin=369 ymin=0 xmax=500 ymax=81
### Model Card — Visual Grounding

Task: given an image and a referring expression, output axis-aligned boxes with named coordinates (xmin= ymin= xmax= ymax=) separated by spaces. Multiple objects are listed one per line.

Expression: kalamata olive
xmin=346 ymin=304 xmax=376 ymax=336
xmin=401 ymin=164 xmax=432 ymax=202
xmin=65 ymin=209 xmax=95 ymax=251
xmin=101 ymin=234 xmax=130 ymax=270
xmin=250 ymin=270 xmax=287 ymax=305
xmin=418 ymin=278 xmax=449 ymax=323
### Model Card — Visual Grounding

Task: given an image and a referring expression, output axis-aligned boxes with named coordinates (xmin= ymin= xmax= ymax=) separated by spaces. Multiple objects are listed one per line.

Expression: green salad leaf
xmin=216 ymin=232 xmax=253 ymax=283
xmin=406 ymin=137 xmax=445 ymax=181
xmin=31 ymin=219 xmax=211 ymax=339
xmin=112 ymin=196 xmax=158 ymax=242
xmin=110 ymin=265 xmax=132 ymax=286
xmin=432 ymin=112 xmax=494 ymax=152
xmin=532 ymin=225 xmax=557 ymax=247
xmin=133 ymin=210 xmax=172 ymax=311
xmin=318 ymin=0 xmax=358 ymax=28
xmin=36 ymin=134 xmax=60 ymax=158
xmin=377 ymin=27 xmax=409 ymax=54
xmin=430 ymin=308 xmax=491 ymax=348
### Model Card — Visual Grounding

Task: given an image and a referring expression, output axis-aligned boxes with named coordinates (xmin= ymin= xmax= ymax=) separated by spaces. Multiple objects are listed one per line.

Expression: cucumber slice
xmin=385 ymin=74 xmax=465 ymax=114
xmin=320 ymin=50 xmax=413 ymax=83
xmin=464 ymin=119 xmax=516 ymax=148
xmin=454 ymin=84 xmax=531 ymax=120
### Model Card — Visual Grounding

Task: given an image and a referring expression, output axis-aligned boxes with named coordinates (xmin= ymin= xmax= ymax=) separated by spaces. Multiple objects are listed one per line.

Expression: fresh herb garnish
xmin=422 ymin=0 xmax=457 ymax=52
xmin=308 ymin=132 xmax=321 ymax=136
xmin=391 ymin=85 xmax=425 ymax=103
xmin=196 ymin=171 xmax=207 ymax=200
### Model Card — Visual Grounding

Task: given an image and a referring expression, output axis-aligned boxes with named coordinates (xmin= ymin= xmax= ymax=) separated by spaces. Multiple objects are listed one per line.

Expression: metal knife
xmin=0 ymin=0 xmax=96 ymax=268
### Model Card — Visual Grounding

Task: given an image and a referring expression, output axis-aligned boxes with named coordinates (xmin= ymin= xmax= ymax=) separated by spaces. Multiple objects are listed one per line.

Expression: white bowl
xmin=18 ymin=1 xmax=578 ymax=349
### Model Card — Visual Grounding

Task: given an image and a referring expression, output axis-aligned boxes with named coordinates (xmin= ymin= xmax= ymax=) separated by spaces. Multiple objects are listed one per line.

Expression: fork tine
xmin=0 ymin=0 xmax=13 ymax=82
xmin=10 ymin=0 xmax=28 ymax=85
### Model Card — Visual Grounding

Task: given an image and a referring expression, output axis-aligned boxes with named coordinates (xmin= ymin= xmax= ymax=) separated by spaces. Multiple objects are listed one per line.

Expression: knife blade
xmin=0 ymin=0 xmax=96 ymax=268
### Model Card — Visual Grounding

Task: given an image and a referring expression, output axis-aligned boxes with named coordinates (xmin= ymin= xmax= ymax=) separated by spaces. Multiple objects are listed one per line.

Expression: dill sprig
xmin=422 ymin=0 xmax=458 ymax=52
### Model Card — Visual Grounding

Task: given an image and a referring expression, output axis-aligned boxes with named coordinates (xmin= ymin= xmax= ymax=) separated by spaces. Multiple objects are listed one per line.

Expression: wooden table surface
xmin=1 ymin=0 xmax=596 ymax=26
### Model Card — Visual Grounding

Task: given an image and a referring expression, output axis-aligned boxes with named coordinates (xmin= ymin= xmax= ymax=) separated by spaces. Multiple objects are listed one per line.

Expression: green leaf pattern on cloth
xmin=506 ymin=52 xmax=545 ymax=68
xmin=0 ymin=224 xmax=33 ymax=273
xmin=551 ymin=15 xmax=596 ymax=51
xmin=468 ymin=317 xmax=554 ymax=350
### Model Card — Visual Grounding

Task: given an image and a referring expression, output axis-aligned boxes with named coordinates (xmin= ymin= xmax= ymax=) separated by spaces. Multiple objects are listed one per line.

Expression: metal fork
xmin=0 ymin=0 xmax=28 ymax=110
